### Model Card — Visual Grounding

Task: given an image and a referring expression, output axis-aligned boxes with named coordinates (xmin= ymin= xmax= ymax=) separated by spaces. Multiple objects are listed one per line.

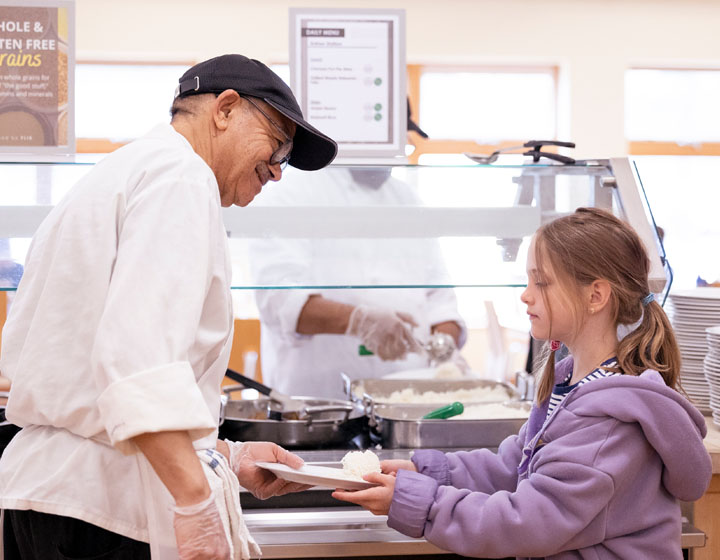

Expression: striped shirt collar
xmin=547 ymin=357 xmax=622 ymax=418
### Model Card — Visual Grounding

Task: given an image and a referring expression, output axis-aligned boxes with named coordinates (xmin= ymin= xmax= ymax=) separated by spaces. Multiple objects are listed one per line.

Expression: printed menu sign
xmin=0 ymin=0 xmax=74 ymax=153
xmin=290 ymin=8 xmax=406 ymax=158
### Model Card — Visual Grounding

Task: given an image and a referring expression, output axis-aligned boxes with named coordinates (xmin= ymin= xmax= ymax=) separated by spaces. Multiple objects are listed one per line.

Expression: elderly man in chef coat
xmin=249 ymin=111 xmax=466 ymax=400
xmin=0 ymin=54 xmax=336 ymax=560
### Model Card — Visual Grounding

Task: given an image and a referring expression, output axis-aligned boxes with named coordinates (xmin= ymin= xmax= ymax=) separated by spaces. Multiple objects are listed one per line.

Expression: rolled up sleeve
xmin=97 ymin=361 xmax=216 ymax=454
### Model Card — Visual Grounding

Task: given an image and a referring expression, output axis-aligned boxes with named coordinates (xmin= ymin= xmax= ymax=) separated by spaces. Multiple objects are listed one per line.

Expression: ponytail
xmin=536 ymin=344 xmax=558 ymax=405
xmin=616 ymin=300 xmax=682 ymax=390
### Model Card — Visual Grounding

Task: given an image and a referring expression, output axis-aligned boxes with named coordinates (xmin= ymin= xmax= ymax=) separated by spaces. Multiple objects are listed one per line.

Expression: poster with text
xmin=0 ymin=0 xmax=74 ymax=153
xmin=290 ymin=8 xmax=406 ymax=159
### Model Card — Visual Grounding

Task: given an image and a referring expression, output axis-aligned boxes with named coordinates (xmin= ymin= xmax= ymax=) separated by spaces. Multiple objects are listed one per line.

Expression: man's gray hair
xmin=169 ymin=93 xmax=218 ymax=121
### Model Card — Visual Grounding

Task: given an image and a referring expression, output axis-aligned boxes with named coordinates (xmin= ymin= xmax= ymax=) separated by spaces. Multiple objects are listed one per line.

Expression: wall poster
xmin=290 ymin=8 xmax=406 ymax=159
xmin=0 ymin=0 xmax=74 ymax=154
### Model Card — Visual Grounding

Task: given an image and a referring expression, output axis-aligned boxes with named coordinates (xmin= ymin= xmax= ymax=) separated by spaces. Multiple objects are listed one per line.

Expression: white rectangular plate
xmin=256 ymin=461 xmax=377 ymax=490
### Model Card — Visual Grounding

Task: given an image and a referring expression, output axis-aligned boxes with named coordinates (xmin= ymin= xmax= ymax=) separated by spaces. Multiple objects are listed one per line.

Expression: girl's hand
xmin=380 ymin=459 xmax=416 ymax=475
xmin=331 ymin=472 xmax=396 ymax=515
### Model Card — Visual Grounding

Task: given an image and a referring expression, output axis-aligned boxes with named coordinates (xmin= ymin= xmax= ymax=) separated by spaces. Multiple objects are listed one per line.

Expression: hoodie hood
xmin=561 ymin=368 xmax=711 ymax=501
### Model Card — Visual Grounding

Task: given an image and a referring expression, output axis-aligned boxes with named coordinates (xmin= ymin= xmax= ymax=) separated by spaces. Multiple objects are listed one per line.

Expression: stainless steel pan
xmin=219 ymin=387 xmax=367 ymax=449
xmin=367 ymin=401 xmax=530 ymax=449
xmin=346 ymin=376 xmax=521 ymax=407
xmin=343 ymin=376 xmax=528 ymax=449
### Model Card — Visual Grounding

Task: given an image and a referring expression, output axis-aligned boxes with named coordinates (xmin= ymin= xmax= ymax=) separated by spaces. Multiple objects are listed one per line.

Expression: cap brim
xmin=264 ymin=99 xmax=338 ymax=171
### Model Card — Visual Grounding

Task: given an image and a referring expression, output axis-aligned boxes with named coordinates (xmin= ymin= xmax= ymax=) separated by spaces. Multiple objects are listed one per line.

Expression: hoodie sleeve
xmin=389 ymin=416 xmax=621 ymax=558
xmin=389 ymin=457 xmax=615 ymax=558
xmin=411 ymin=422 xmax=527 ymax=493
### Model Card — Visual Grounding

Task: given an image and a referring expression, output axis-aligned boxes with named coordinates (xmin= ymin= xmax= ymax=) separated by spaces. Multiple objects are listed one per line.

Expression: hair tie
xmin=641 ymin=293 xmax=655 ymax=306
xmin=550 ymin=340 xmax=562 ymax=352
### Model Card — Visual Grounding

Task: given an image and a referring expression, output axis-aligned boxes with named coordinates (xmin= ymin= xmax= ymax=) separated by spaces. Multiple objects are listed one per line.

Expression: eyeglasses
xmin=242 ymin=96 xmax=293 ymax=170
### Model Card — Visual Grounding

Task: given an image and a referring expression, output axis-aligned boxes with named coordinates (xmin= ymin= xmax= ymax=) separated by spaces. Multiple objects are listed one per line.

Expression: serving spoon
xmin=358 ymin=332 xmax=455 ymax=365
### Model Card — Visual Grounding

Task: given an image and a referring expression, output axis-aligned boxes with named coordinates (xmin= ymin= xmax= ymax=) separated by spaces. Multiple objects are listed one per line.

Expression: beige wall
xmin=76 ymin=0 xmax=720 ymax=158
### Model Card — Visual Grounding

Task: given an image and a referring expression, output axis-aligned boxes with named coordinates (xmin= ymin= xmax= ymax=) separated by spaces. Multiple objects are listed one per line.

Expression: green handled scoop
xmin=422 ymin=402 xmax=464 ymax=420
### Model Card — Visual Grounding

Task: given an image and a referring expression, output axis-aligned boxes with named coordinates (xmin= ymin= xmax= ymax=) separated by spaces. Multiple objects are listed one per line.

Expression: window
xmin=407 ymin=65 xmax=558 ymax=163
xmin=625 ymin=68 xmax=720 ymax=155
xmin=75 ymin=62 xmax=192 ymax=149
xmin=419 ymin=69 xmax=556 ymax=141
xmin=73 ymin=62 xmax=293 ymax=153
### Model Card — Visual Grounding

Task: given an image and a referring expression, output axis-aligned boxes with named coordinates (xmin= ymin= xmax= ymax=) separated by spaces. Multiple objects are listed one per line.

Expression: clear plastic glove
xmin=346 ymin=304 xmax=421 ymax=360
xmin=225 ymin=440 xmax=312 ymax=499
xmin=173 ymin=492 xmax=230 ymax=560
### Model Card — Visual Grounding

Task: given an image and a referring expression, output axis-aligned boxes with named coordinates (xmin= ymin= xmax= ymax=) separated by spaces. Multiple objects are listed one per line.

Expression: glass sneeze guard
xmin=0 ymin=158 xmax=668 ymax=296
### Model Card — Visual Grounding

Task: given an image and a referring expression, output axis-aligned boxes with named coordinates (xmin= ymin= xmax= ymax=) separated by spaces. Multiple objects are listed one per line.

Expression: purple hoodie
xmin=387 ymin=359 xmax=712 ymax=559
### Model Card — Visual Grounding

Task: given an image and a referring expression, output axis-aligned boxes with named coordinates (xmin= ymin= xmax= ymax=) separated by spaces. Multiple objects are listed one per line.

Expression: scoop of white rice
xmin=341 ymin=450 xmax=381 ymax=479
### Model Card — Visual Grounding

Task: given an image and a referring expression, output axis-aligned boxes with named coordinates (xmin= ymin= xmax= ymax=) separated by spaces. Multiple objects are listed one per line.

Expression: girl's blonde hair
xmin=533 ymin=207 xmax=681 ymax=404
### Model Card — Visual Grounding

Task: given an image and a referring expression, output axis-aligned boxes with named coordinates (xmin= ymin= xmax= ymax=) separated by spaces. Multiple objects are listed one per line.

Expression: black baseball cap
xmin=175 ymin=54 xmax=338 ymax=171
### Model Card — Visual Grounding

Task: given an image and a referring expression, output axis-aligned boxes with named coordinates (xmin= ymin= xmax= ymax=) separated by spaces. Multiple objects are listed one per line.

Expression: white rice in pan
xmin=382 ymin=385 xmax=510 ymax=404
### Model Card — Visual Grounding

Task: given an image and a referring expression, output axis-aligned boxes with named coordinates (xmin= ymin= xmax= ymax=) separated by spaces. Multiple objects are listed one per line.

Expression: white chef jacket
xmin=249 ymin=168 xmax=466 ymax=399
xmin=0 ymin=123 xmax=233 ymax=546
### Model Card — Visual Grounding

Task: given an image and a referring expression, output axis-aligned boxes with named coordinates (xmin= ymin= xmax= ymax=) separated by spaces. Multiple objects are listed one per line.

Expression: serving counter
xmin=243 ymin=406 xmax=720 ymax=559
xmin=238 ymin=444 xmax=713 ymax=559
xmin=244 ymin=510 xmax=706 ymax=559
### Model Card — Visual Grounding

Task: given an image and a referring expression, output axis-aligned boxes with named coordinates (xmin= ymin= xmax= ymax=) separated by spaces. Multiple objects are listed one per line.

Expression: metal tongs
xmin=224 ymin=368 xmax=307 ymax=415
xmin=464 ymin=140 xmax=576 ymax=165
xmin=224 ymin=369 xmax=355 ymax=421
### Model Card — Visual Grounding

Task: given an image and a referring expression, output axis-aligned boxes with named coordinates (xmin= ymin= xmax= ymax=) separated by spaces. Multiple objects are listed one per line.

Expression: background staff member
xmin=249 ymin=111 xmax=466 ymax=399
xmin=0 ymin=54 xmax=337 ymax=560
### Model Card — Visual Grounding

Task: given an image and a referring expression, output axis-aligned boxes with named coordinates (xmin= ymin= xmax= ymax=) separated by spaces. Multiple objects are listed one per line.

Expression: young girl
xmin=333 ymin=207 xmax=712 ymax=559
